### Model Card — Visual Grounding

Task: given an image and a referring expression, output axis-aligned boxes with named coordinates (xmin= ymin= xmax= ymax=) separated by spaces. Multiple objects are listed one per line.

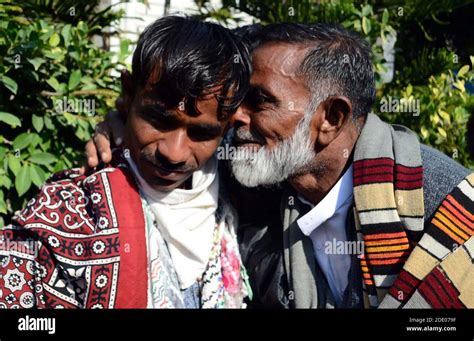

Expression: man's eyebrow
xmin=138 ymin=104 xmax=222 ymax=135
xmin=188 ymin=123 xmax=222 ymax=135
xmin=139 ymin=103 xmax=172 ymax=116
xmin=138 ymin=103 xmax=180 ymax=123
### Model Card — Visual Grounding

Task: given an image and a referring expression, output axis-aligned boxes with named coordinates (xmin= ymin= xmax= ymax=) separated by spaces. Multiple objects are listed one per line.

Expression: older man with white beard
xmin=86 ymin=22 xmax=474 ymax=309
xmin=230 ymin=23 xmax=473 ymax=309
xmin=231 ymin=98 xmax=320 ymax=188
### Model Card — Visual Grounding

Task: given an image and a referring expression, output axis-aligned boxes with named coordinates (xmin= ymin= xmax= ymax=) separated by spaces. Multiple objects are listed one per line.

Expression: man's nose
xmin=231 ymin=106 xmax=251 ymax=128
xmin=157 ymin=129 xmax=191 ymax=164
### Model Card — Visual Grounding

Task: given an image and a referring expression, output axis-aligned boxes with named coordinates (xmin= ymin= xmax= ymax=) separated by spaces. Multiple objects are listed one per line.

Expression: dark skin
xmin=233 ymin=42 xmax=363 ymax=204
xmin=85 ymin=42 xmax=364 ymax=204
xmin=92 ymin=70 xmax=230 ymax=192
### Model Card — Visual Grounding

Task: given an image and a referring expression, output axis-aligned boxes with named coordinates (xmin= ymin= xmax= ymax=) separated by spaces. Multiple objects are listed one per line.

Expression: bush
xmin=0 ymin=2 xmax=130 ymax=224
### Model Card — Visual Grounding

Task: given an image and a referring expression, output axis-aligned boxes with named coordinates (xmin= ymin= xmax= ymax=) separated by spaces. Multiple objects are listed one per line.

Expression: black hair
xmin=131 ymin=15 xmax=251 ymax=120
xmin=246 ymin=23 xmax=375 ymax=119
xmin=232 ymin=23 xmax=263 ymax=43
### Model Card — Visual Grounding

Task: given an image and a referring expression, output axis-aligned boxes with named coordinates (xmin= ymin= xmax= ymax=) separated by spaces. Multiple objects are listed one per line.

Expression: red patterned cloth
xmin=0 ymin=156 xmax=149 ymax=308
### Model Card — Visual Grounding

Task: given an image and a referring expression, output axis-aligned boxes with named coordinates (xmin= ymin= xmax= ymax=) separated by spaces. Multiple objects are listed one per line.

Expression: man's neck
xmin=182 ymin=176 xmax=193 ymax=190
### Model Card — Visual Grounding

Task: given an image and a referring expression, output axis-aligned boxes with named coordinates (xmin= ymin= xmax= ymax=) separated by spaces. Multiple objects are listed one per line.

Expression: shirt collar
xmin=297 ymin=165 xmax=353 ymax=236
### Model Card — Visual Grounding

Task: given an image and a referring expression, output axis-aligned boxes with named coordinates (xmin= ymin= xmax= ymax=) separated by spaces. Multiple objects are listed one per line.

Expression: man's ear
xmin=313 ymin=96 xmax=352 ymax=147
xmin=119 ymin=70 xmax=134 ymax=118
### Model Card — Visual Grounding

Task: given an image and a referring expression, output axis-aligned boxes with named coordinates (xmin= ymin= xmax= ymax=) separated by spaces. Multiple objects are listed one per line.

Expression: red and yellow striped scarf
xmin=353 ymin=114 xmax=474 ymax=308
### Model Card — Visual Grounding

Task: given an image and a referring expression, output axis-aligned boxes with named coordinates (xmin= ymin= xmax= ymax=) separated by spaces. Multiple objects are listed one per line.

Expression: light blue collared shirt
xmin=297 ymin=166 xmax=353 ymax=305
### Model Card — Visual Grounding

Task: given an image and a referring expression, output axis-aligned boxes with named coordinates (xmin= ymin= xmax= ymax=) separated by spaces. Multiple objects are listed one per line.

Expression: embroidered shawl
xmin=0 ymin=154 xmax=250 ymax=308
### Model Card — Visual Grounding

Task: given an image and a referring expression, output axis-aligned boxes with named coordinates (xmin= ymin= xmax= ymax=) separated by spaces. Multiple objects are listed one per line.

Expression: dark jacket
xmin=228 ymin=144 xmax=471 ymax=308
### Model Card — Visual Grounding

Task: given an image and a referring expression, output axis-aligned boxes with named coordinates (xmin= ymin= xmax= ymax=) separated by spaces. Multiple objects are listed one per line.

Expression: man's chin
xmin=231 ymin=160 xmax=271 ymax=188
xmin=145 ymin=173 xmax=191 ymax=192
xmin=149 ymin=181 xmax=184 ymax=192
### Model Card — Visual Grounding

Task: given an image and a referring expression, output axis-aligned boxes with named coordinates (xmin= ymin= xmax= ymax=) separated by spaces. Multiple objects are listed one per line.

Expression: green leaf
xmin=13 ymin=133 xmax=33 ymax=150
xmin=68 ymin=70 xmax=81 ymax=90
xmin=29 ymin=164 xmax=47 ymax=187
xmin=0 ymin=191 xmax=7 ymax=212
xmin=15 ymin=165 xmax=31 ymax=197
xmin=7 ymin=154 xmax=21 ymax=176
xmin=1 ymin=76 xmax=18 ymax=95
xmin=361 ymin=4 xmax=371 ymax=17
xmin=49 ymin=32 xmax=60 ymax=47
xmin=382 ymin=9 xmax=389 ymax=26
xmin=27 ymin=57 xmax=44 ymax=71
xmin=0 ymin=174 xmax=12 ymax=190
xmin=53 ymin=160 xmax=66 ymax=173
xmin=438 ymin=127 xmax=447 ymax=137
xmin=46 ymin=77 xmax=61 ymax=92
xmin=29 ymin=152 xmax=56 ymax=165
xmin=362 ymin=17 xmax=371 ymax=34
xmin=438 ymin=110 xmax=451 ymax=124
xmin=0 ymin=112 xmax=21 ymax=128
xmin=61 ymin=24 xmax=72 ymax=44
xmin=69 ymin=51 xmax=80 ymax=61
xmin=0 ymin=147 xmax=6 ymax=160
xmin=453 ymin=80 xmax=465 ymax=93
xmin=420 ymin=126 xmax=429 ymax=140
xmin=457 ymin=65 xmax=469 ymax=78
xmin=0 ymin=194 xmax=6 ymax=215
xmin=44 ymin=116 xmax=54 ymax=130
xmin=44 ymin=49 xmax=65 ymax=60
xmin=63 ymin=112 xmax=77 ymax=124
xmin=32 ymin=114 xmax=44 ymax=132
xmin=119 ymin=39 xmax=129 ymax=62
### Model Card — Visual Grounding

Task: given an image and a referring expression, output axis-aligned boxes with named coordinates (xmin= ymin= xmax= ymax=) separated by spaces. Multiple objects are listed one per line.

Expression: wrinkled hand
xmin=80 ymin=99 xmax=126 ymax=174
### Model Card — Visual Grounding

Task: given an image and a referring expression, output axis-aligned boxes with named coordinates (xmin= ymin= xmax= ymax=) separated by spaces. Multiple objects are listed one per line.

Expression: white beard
xmin=231 ymin=114 xmax=316 ymax=187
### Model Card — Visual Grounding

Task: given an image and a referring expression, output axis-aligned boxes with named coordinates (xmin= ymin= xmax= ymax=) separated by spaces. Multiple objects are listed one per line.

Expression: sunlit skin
xmin=232 ymin=42 xmax=363 ymax=204
xmin=122 ymin=72 xmax=229 ymax=192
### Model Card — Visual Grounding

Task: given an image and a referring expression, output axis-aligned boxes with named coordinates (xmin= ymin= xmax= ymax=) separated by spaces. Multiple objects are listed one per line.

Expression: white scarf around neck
xmin=125 ymin=152 xmax=219 ymax=289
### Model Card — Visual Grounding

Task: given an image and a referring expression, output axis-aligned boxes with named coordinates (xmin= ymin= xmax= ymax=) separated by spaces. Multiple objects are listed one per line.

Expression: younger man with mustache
xmin=0 ymin=16 xmax=252 ymax=308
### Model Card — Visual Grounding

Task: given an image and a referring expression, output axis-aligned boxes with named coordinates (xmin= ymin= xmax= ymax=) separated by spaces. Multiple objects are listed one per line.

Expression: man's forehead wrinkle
xmin=253 ymin=44 xmax=308 ymax=80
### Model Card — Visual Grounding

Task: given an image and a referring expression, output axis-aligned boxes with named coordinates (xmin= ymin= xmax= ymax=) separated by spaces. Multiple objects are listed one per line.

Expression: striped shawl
xmin=283 ymin=113 xmax=474 ymax=308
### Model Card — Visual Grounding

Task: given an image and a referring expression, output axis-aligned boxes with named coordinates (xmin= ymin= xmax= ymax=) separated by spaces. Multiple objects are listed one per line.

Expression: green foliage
xmin=378 ymin=61 xmax=474 ymax=168
xmin=11 ymin=0 xmax=126 ymax=36
xmin=0 ymin=1 xmax=130 ymax=225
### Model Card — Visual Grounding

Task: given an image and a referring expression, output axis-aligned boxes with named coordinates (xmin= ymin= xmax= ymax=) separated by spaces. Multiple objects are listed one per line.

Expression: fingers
xmin=83 ymin=139 xmax=99 ymax=174
xmin=84 ymin=110 xmax=123 ymax=170
xmin=93 ymin=132 xmax=112 ymax=164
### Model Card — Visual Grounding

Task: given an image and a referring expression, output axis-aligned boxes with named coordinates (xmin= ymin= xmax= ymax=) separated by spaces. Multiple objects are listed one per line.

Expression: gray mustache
xmin=233 ymin=127 xmax=265 ymax=145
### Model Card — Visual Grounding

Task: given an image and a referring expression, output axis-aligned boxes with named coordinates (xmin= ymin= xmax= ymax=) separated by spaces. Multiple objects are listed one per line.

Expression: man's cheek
xmin=194 ymin=141 xmax=219 ymax=164
xmin=131 ymin=121 xmax=160 ymax=146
